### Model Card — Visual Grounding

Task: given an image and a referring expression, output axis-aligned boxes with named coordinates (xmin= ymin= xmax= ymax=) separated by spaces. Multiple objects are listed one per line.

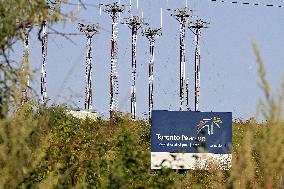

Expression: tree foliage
xmin=0 ymin=105 xmax=283 ymax=188
xmin=0 ymin=0 xmax=63 ymax=117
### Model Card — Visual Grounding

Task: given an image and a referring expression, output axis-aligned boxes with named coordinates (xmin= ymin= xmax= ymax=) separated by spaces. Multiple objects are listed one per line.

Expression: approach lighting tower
xmin=104 ymin=2 xmax=125 ymax=118
xmin=38 ymin=0 xmax=60 ymax=105
xmin=78 ymin=23 xmax=100 ymax=110
xmin=20 ymin=24 xmax=32 ymax=104
xmin=142 ymin=28 xmax=162 ymax=120
xmin=188 ymin=19 xmax=209 ymax=112
xmin=123 ymin=16 xmax=145 ymax=120
xmin=171 ymin=8 xmax=193 ymax=111
xmin=40 ymin=20 xmax=48 ymax=105
xmin=39 ymin=0 xmax=56 ymax=105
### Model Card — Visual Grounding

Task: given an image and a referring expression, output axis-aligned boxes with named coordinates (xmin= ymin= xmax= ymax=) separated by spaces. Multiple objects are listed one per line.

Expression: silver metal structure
xmin=78 ymin=23 xmax=100 ymax=110
xmin=188 ymin=19 xmax=209 ymax=112
xmin=40 ymin=21 xmax=48 ymax=105
xmin=39 ymin=0 xmax=57 ymax=105
xmin=104 ymin=2 xmax=125 ymax=118
xmin=171 ymin=8 xmax=193 ymax=111
xmin=123 ymin=16 xmax=145 ymax=120
xmin=142 ymin=28 xmax=162 ymax=120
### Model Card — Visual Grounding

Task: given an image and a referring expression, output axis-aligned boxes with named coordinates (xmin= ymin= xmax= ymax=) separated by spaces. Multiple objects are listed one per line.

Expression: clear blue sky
xmin=13 ymin=0 xmax=284 ymax=119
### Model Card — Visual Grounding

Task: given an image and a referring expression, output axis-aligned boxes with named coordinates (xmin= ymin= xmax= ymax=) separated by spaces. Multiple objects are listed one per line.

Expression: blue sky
xmin=13 ymin=0 xmax=284 ymax=119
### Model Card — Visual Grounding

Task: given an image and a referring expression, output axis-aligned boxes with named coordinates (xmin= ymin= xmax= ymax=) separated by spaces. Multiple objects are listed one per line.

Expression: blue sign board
xmin=151 ymin=111 xmax=232 ymax=154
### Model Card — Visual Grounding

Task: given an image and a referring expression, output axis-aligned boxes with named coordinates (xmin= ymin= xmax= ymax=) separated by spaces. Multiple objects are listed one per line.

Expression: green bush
xmin=0 ymin=102 xmax=282 ymax=188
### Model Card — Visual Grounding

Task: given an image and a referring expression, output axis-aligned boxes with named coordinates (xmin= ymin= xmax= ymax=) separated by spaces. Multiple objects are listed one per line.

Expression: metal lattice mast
xmin=171 ymin=8 xmax=193 ymax=111
xmin=123 ymin=16 xmax=145 ymax=120
xmin=40 ymin=21 xmax=48 ymax=105
xmin=142 ymin=28 xmax=162 ymax=120
xmin=104 ymin=2 xmax=125 ymax=118
xmin=20 ymin=25 xmax=32 ymax=104
xmin=188 ymin=19 xmax=209 ymax=112
xmin=78 ymin=23 xmax=100 ymax=110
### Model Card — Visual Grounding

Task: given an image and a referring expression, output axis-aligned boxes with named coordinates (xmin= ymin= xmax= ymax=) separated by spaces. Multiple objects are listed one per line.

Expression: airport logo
xmin=197 ymin=117 xmax=223 ymax=135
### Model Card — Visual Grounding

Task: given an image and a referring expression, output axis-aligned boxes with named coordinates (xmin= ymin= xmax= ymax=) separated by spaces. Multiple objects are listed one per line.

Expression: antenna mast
xmin=188 ymin=19 xmax=209 ymax=112
xmin=171 ymin=8 xmax=193 ymax=111
xmin=78 ymin=23 xmax=100 ymax=110
xmin=142 ymin=28 xmax=162 ymax=120
xmin=123 ymin=16 xmax=145 ymax=120
xmin=104 ymin=2 xmax=125 ymax=118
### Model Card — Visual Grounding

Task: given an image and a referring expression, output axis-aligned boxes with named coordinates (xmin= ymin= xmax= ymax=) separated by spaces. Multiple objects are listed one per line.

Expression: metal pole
xmin=131 ymin=25 xmax=138 ymax=119
xmin=188 ymin=19 xmax=209 ymax=112
xmin=171 ymin=8 xmax=192 ymax=111
xmin=195 ymin=28 xmax=201 ymax=111
xmin=142 ymin=28 xmax=162 ymax=120
xmin=104 ymin=3 xmax=125 ymax=118
xmin=86 ymin=36 xmax=93 ymax=110
xmin=78 ymin=23 xmax=99 ymax=110
xmin=111 ymin=16 xmax=119 ymax=116
xmin=123 ymin=16 xmax=144 ymax=120
xmin=40 ymin=21 xmax=47 ymax=105
xmin=39 ymin=0 xmax=58 ymax=105
xmin=180 ymin=18 xmax=186 ymax=111
xmin=149 ymin=39 xmax=155 ymax=119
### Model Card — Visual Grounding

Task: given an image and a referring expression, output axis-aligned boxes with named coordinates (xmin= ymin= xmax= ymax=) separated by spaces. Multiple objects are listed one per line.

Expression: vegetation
xmin=0 ymin=1 xmax=283 ymax=188
xmin=0 ymin=100 xmax=283 ymax=188
xmin=0 ymin=0 xmax=71 ymax=117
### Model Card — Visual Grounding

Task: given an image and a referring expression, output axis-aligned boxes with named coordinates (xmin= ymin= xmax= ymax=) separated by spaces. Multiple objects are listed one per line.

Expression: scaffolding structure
xmin=171 ymin=8 xmax=193 ymax=111
xmin=40 ymin=20 xmax=48 ymax=105
xmin=20 ymin=25 xmax=32 ymax=104
xmin=188 ymin=19 xmax=209 ymax=112
xmin=78 ymin=23 xmax=100 ymax=110
xmin=142 ymin=28 xmax=162 ymax=120
xmin=123 ymin=16 xmax=145 ymax=120
xmin=104 ymin=2 xmax=125 ymax=118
